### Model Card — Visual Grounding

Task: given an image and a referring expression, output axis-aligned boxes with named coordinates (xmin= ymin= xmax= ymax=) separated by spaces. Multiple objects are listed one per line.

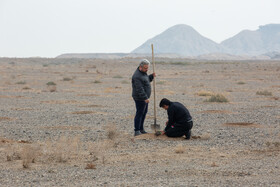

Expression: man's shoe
xmin=140 ymin=130 xmax=147 ymax=134
xmin=185 ymin=130 xmax=191 ymax=140
xmin=134 ymin=130 xmax=142 ymax=136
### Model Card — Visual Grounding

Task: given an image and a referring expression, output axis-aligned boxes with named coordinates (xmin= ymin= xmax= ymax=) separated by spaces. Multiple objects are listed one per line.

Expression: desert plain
xmin=0 ymin=57 xmax=279 ymax=186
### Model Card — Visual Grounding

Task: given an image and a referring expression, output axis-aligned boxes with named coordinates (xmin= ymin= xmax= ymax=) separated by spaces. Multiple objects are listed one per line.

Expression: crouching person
xmin=159 ymin=98 xmax=193 ymax=139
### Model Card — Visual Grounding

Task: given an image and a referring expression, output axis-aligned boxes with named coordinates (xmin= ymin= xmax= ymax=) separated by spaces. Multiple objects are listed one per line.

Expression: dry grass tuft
xmin=175 ymin=144 xmax=185 ymax=154
xmin=42 ymin=135 xmax=82 ymax=163
xmin=0 ymin=117 xmax=13 ymax=121
xmin=256 ymin=90 xmax=272 ymax=96
xmin=71 ymin=111 xmax=96 ymax=114
xmin=46 ymin=81 xmax=56 ymax=86
xmin=21 ymin=144 xmax=40 ymax=169
xmin=48 ymin=85 xmax=57 ymax=92
xmin=121 ymin=80 xmax=129 ymax=84
xmin=93 ymin=80 xmax=102 ymax=84
xmin=85 ymin=163 xmax=96 ymax=169
xmin=197 ymin=91 xmax=213 ymax=96
xmin=237 ymin=81 xmax=245 ymax=85
xmin=204 ymin=94 xmax=229 ymax=103
xmin=105 ymin=123 xmax=118 ymax=140
xmin=16 ymin=81 xmax=26 ymax=85
xmin=200 ymin=133 xmax=211 ymax=140
xmin=22 ymin=86 xmax=31 ymax=90
xmin=113 ymin=75 xmax=123 ymax=78
xmin=211 ymin=162 xmax=219 ymax=167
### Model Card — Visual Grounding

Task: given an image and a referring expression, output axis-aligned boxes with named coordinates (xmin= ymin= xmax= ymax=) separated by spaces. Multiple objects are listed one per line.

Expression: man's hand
xmin=145 ymin=99 xmax=149 ymax=103
xmin=165 ymin=120 xmax=168 ymax=126
xmin=153 ymin=73 xmax=156 ymax=78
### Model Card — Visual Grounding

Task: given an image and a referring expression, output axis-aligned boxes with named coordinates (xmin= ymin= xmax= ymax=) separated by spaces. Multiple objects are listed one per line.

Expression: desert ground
xmin=0 ymin=57 xmax=279 ymax=186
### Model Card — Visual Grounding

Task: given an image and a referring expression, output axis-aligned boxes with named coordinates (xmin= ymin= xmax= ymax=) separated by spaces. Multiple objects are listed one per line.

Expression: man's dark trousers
xmin=134 ymin=100 xmax=148 ymax=131
xmin=165 ymin=121 xmax=193 ymax=137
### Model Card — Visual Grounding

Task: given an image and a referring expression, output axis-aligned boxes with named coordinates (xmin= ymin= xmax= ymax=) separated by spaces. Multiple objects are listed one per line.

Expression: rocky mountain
xmin=221 ymin=24 xmax=280 ymax=55
xmin=132 ymin=24 xmax=280 ymax=57
xmin=131 ymin=24 xmax=227 ymax=56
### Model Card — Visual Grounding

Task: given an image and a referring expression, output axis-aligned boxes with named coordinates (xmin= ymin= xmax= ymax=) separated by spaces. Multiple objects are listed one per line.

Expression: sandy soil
xmin=0 ymin=58 xmax=279 ymax=186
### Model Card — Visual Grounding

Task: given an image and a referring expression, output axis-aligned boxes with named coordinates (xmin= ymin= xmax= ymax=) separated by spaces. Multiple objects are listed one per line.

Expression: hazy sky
xmin=0 ymin=0 xmax=279 ymax=57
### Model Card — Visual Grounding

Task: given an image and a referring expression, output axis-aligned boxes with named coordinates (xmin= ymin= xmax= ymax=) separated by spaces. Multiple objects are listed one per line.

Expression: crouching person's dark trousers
xmin=165 ymin=121 xmax=193 ymax=137
xmin=134 ymin=100 xmax=148 ymax=132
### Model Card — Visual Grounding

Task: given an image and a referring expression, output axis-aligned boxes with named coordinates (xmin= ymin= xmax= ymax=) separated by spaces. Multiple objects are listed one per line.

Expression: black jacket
xmin=165 ymin=102 xmax=192 ymax=130
xmin=131 ymin=68 xmax=154 ymax=101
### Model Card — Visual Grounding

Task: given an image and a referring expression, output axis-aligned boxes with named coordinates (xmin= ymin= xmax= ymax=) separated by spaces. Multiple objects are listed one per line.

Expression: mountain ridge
xmin=132 ymin=23 xmax=280 ymax=56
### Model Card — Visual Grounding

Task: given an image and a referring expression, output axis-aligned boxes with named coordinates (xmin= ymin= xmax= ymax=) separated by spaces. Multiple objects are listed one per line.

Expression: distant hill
xmin=57 ymin=24 xmax=280 ymax=60
xmin=56 ymin=53 xmax=181 ymax=59
xmin=131 ymin=24 xmax=227 ymax=56
xmin=56 ymin=53 xmax=128 ymax=59
xmin=132 ymin=24 xmax=280 ymax=57
xmin=221 ymin=24 xmax=280 ymax=55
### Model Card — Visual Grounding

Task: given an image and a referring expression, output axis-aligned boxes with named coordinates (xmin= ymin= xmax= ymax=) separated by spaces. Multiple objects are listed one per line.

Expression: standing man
xmin=132 ymin=59 xmax=156 ymax=136
xmin=159 ymin=98 xmax=193 ymax=139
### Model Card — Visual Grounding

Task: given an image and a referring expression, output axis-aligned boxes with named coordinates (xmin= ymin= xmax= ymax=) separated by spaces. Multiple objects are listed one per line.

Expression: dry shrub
xmin=48 ymin=85 xmax=57 ymax=92
xmin=42 ymin=136 xmax=82 ymax=163
xmin=85 ymin=163 xmax=96 ymax=169
xmin=5 ymin=143 xmax=22 ymax=161
xmin=105 ymin=123 xmax=118 ymax=140
xmin=256 ymin=90 xmax=272 ymax=96
xmin=22 ymin=86 xmax=31 ymax=90
xmin=200 ymin=133 xmax=211 ymax=140
xmin=121 ymin=80 xmax=129 ymax=84
xmin=204 ymin=94 xmax=229 ymax=103
xmin=71 ymin=111 xmax=96 ymax=115
xmin=211 ymin=162 xmax=218 ymax=167
xmin=113 ymin=75 xmax=123 ymax=78
xmin=46 ymin=81 xmax=56 ymax=86
xmin=16 ymin=81 xmax=26 ymax=85
xmin=237 ymin=81 xmax=245 ymax=85
xmin=63 ymin=77 xmax=72 ymax=81
xmin=93 ymin=80 xmax=102 ymax=84
xmin=197 ymin=91 xmax=213 ymax=96
xmin=21 ymin=144 xmax=40 ymax=169
xmin=175 ymin=144 xmax=185 ymax=154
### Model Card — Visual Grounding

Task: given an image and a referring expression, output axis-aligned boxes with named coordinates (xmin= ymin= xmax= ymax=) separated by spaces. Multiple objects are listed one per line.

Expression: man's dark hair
xmin=159 ymin=98 xmax=171 ymax=107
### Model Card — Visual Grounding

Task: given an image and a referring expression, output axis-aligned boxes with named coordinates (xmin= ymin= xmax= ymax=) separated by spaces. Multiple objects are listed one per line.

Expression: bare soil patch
xmin=0 ymin=117 xmax=14 ymax=121
xmin=198 ymin=110 xmax=232 ymax=114
xmin=222 ymin=123 xmax=262 ymax=128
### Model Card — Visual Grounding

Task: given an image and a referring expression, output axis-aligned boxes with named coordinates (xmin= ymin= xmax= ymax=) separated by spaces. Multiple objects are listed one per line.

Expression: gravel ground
xmin=0 ymin=58 xmax=279 ymax=186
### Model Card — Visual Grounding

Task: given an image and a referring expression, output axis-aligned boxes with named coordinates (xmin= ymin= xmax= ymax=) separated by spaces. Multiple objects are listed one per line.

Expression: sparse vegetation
xmin=63 ymin=77 xmax=72 ymax=81
xmin=157 ymin=80 xmax=165 ymax=85
xmin=46 ymin=81 xmax=56 ymax=86
xmin=105 ymin=124 xmax=118 ymax=140
xmin=113 ymin=75 xmax=123 ymax=78
xmin=93 ymin=80 xmax=102 ymax=84
xmin=16 ymin=81 xmax=26 ymax=85
xmin=21 ymin=144 xmax=40 ymax=169
xmin=256 ymin=90 xmax=272 ymax=96
xmin=237 ymin=81 xmax=245 ymax=85
xmin=121 ymin=80 xmax=129 ymax=84
xmin=197 ymin=91 xmax=213 ymax=96
xmin=175 ymin=144 xmax=185 ymax=154
xmin=172 ymin=62 xmax=191 ymax=65
xmin=85 ymin=163 xmax=96 ymax=169
xmin=204 ymin=94 xmax=229 ymax=103
xmin=48 ymin=86 xmax=57 ymax=92
xmin=22 ymin=86 xmax=31 ymax=90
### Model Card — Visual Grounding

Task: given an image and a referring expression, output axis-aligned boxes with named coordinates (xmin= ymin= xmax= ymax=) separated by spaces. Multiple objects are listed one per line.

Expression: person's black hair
xmin=159 ymin=98 xmax=171 ymax=107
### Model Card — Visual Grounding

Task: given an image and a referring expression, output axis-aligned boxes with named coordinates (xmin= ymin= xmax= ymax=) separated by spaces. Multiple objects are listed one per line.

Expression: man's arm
xmin=148 ymin=73 xmax=155 ymax=82
xmin=164 ymin=108 xmax=174 ymax=131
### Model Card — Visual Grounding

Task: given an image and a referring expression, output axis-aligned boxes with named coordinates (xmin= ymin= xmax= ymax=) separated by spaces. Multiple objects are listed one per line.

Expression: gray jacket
xmin=132 ymin=68 xmax=154 ymax=101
